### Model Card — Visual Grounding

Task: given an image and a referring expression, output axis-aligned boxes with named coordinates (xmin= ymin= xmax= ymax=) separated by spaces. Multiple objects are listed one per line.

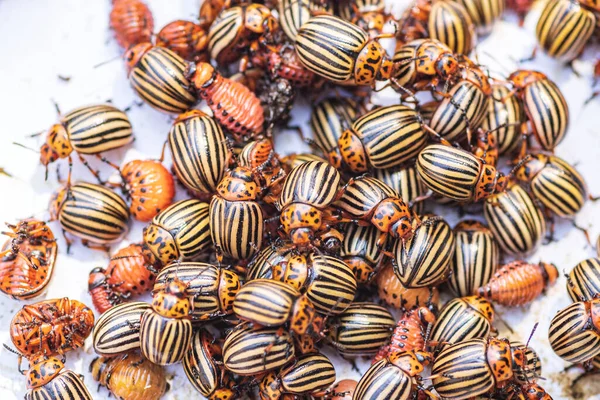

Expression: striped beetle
xmin=454 ymin=0 xmax=504 ymax=35
xmin=340 ymin=224 xmax=386 ymax=284
xmin=258 ymin=353 xmax=336 ymax=400
xmin=184 ymin=328 xmax=235 ymax=400
xmin=154 ymin=262 xmax=240 ymax=321
xmin=393 ymin=214 xmax=455 ymax=288
xmin=372 ymin=165 xmax=427 ymax=215
xmin=508 ymin=70 xmax=569 ymax=153
xmin=140 ymin=279 xmax=193 ymax=365
xmin=36 ymin=104 xmax=133 ymax=182
xmin=448 ymin=220 xmax=499 ymax=297
xmin=295 ymin=15 xmax=395 ymax=85
xmin=480 ymin=84 xmax=524 ymax=155
xmin=338 ymin=0 xmax=388 ymax=36
xmin=49 ymin=182 xmax=130 ymax=251
xmin=278 ymin=0 xmax=332 ymax=42
xmin=484 ymin=182 xmax=546 ymax=256
xmin=514 ymin=153 xmax=589 ymax=218
xmin=549 ymin=298 xmax=600 ymax=363
xmin=90 ymin=352 xmax=168 ymax=400
xmin=0 ymin=219 xmax=57 ymax=300
xmin=430 ymin=296 xmax=495 ymax=352
xmin=142 ymin=199 xmax=211 ymax=272
xmin=354 ymin=350 xmax=433 ymax=400
xmin=222 ymin=321 xmax=295 ymax=375
xmin=92 ymin=301 xmax=150 ymax=356
xmin=567 ymin=257 xmax=600 ymax=302
xmin=125 ymin=43 xmax=197 ymax=114
xmin=327 ymin=302 xmax=395 ymax=358
xmin=428 ymin=0 xmax=476 ymax=54
xmin=337 ymin=105 xmax=428 ymax=173
xmin=376 ymin=263 xmax=440 ymax=309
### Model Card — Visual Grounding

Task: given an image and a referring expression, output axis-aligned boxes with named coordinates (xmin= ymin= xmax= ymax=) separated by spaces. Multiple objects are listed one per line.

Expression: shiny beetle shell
xmin=376 ymin=263 xmax=440 ymax=309
xmin=222 ymin=322 xmax=295 ymax=375
xmin=449 ymin=220 xmax=499 ymax=297
xmin=121 ymin=159 xmax=175 ymax=222
xmin=125 ymin=43 xmax=197 ymax=114
xmin=514 ymin=153 xmax=587 ymax=217
xmin=0 ymin=219 xmax=57 ymax=300
xmin=156 ymin=20 xmax=208 ymax=61
xmin=142 ymin=199 xmax=211 ymax=269
xmin=484 ymin=182 xmax=546 ymax=256
xmin=90 ymin=352 xmax=168 ymax=400
xmin=25 ymin=368 xmax=93 ymax=400
xmin=246 ymin=245 xmax=293 ymax=281
xmin=478 ymin=260 xmax=558 ymax=306
xmin=393 ymin=215 xmax=455 ymax=288
xmin=11 ymin=298 xmax=95 ymax=357
xmin=428 ymin=0 xmax=476 ymax=54
xmin=430 ymin=296 xmax=495 ymax=352
xmin=536 ymin=0 xmax=596 ymax=62
xmin=480 ymin=84 xmax=524 ymax=155
xmin=417 ymin=144 xmax=508 ymax=203
xmin=548 ymin=298 xmax=600 ymax=363
xmin=338 ymin=105 xmax=427 ymax=173
xmin=278 ymin=0 xmax=331 ymax=41
xmin=153 ymin=262 xmax=240 ymax=321
xmin=106 ymin=243 xmax=155 ymax=296
xmin=49 ymin=182 xmax=130 ymax=245
xmin=567 ymin=257 xmax=600 ymax=302
xmin=279 ymin=160 xmax=341 ymax=208
xmin=508 ymin=70 xmax=569 ymax=151
xmin=169 ymin=110 xmax=229 ymax=197
xmin=341 ymin=224 xmax=385 ymax=284
xmin=454 ymin=0 xmax=504 ymax=34
xmin=372 ymin=165 xmax=427 ymax=215
xmin=328 ymin=302 xmax=395 ymax=357
xmin=110 ymin=0 xmax=154 ymax=49
xmin=92 ymin=301 xmax=150 ymax=356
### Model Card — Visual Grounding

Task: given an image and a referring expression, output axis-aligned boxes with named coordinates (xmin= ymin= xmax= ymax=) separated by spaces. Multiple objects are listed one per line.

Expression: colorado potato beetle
xmin=338 ymin=0 xmax=388 ymax=36
xmin=327 ymin=302 xmax=395 ymax=357
xmin=567 ymin=257 xmax=600 ymax=302
xmin=259 ymin=353 xmax=337 ymax=400
xmin=49 ymin=182 xmax=130 ymax=251
xmin=428 ymin=0 xmax=476 ymax=54
xmin=0 ymin=219 xmax=56 ymax=300
xmin=448 ymin=220 xmax=499 ymax=297
xmin=156 ymin=20 xmax=208 ymax=62
xmin=110 ymin=0 xmax=154 ymax=49
xmin=508 ymin=70 xmax=569 ymax=153
xmin=153 ymin=262 xmax=240 ymax=321
xmin=340 ymin=224 xmax=386 ymax=284
xmin=393 ymin=214 xmax=455 ymax=288
xmin=190 ymin=62 xmax=265 ymax=142
xmin=125 ymin=43 xmax=197 ymax=114
xmin=222 ymin=321 xmax=296 ymax=375
xmin=374 ymin=306 xmax=436 ymax=362
xmin=484 ymin=182 xmax=546 ymax=256
xmin=480 ymin=84 xmax=524 ymax=155
xmin=142 ymin=199 xmax=211 ymax=271
xmin=312 ymin=379 xmax=357 ymax=400
xmin=548 ymin=297 xmax=600 ymax=363
xmin=514 ymin=153 xmax=588 ymax=218
xmin=233 ymin=279 xmax=319 ymax=336
xmin=278 ymin=0 xmax=332 ymax=41
xmin=140 ymin=280 xmax=193 ymax=365
xmin=120 ymin=159 xmax=175 ymax=222
xmin=430 ymin=296 xmax=495 ymax=352
xmin=376 ymin=263 xmax=440 ymax=309
xmin=354 ymin=350 xmax=433 ymax=400
xmin=372 ymin=165 xmax=427 ymax=215
xmin=454 ymin=0 xmax=504 ymax=35
xmin=210 ymin=166 xmax=265 ymax=261
xmin=295 ymin=15 xmax=395 ymax=85
xmin=10 ymin=298 xmax=94 ymax=357
xmin=478 ymin=260 xmax=558 ymax=306
xmin=337 ymin=105 xmax=428 ymax=173
xmin=184 ymin=328 xmax=235 ymax=400
xmin=90 ymin=352 xmax=168 ymax=400
xmin=38 ymin=104 xmax=133 ymax=182
xmin=238 ymin=138 xmax=285 ymax=203
xmin=92 ymin=301 xmax=150 ymax=356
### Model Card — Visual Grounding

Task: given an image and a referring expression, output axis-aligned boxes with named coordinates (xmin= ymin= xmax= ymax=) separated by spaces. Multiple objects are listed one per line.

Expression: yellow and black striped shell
xmin=354 ymin=354 xmax=422 ymax=400
xmin=26 ymin=369 xmax=93 ymax=400
xmin=341 ymin=224 xmax=385 ymax=284
xmin=168 ymin=111 xmax=229 ymax=196
xmin=139 ymin=307 xmax=193 ymax=366
xmin=278 ymin=0 xmax=332 ymax=41
xmin=372 ymin=165 xmax=427 ymax=215
xmin=50 ymin=182 xmax=130 ymax=245
xmin=484 ymin=182 xmax=546 ymax=256
xmin=304 ymin=254 xmax=357 ymax=314
xmin=92 ymin=301 xmax=150 ymax=356
xmin=222 ymin=322 xmax=295 ymax=375
xmin=428 ymin=0 xmax=476 ymax=54
xmin=448 ymin=220 xmax=499 ymax=297
xmin=454 ymin=0 xmax=504 ymax=35
xmin=153 ymin=262 xmax=240 ymax=321
xmin=567 ymin=258 xmax=600 ymax=302
xmin=536 ymin=0 xmax=596 ymax=62
xmin=393 ymin=215 xmax=455 ymax=288
xmin=279 ymin=160 xmax=341 ymax=208
xmin=480 ymin=84 xmax=524 ymax=155
xmin=328 ymin=302 xmax=395 ymax=357
xmin=246 ymin=246 xmax=294 ymax=281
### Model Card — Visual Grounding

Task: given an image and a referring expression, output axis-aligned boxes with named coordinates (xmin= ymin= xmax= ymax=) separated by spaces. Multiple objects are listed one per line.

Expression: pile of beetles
xmin=2 ymin=0 xmax=600 ymax=399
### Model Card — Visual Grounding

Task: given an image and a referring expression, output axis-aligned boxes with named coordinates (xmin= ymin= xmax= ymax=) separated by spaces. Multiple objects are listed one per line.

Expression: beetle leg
xmin=76 ymin=153 xmax=104 ymax=185
xmin=81 ymin=239 xmax=111 ymax=255
xmin=62 ymin=229 xmax=73 ymax=254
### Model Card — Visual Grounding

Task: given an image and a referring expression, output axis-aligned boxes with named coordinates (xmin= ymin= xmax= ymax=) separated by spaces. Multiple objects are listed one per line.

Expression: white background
xmin=0 ymin=0 xmax=599 ymax=399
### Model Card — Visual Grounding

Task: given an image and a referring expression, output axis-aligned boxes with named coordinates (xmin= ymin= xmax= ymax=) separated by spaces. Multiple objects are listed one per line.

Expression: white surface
xmin=0 ymin=0 xmax=599 ymax=399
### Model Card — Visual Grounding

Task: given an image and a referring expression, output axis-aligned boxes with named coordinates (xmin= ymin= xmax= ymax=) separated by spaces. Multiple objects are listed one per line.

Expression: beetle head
xmin=191 ymin=62 xmax=216 ymax=89
xmin=124 ymin=42 xmax=153 ymax=75
xmin=435 ymin=53 xmax=459 ymax=79
xmin=26 ymin=354 xmax=65 ymax=389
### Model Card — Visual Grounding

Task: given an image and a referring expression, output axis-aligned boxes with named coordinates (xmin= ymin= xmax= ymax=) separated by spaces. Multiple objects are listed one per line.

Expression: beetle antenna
xmin=93 ymin=54 xmax=122 ymax=69
xmin=508 ymin=155 xmax=532 ymax=178
xmin=13 ymin=142 xmax=39 ymax=154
